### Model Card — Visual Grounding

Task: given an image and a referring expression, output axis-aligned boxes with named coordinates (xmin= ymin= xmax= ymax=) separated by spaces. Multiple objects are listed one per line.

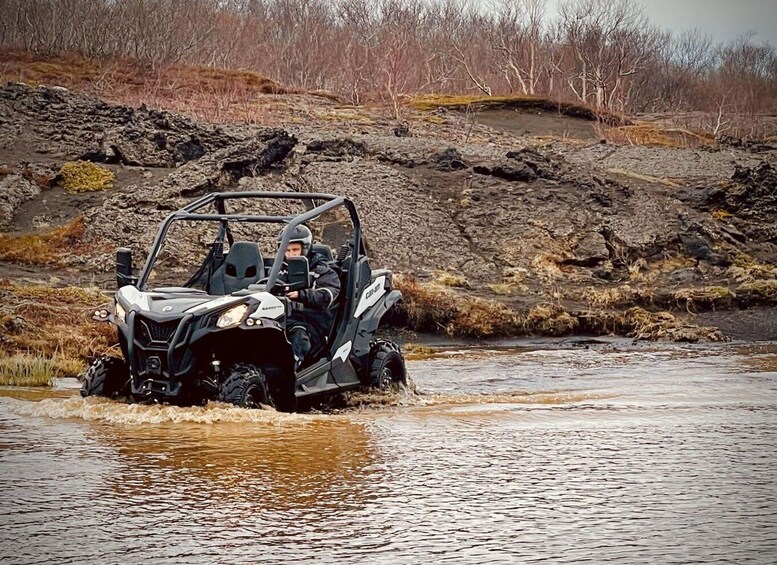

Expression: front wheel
xmin=218 ymin=364 xmax=270 ymax=408
xmin=368 ymin=340 xmax=407 ymax=391
xmin=80 ymin=356 xmax=130 ymax=399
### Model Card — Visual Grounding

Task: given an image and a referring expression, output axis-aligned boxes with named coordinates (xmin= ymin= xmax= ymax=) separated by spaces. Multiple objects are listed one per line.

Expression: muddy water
xmin=1 ymin=342 xmax=776 ymax=564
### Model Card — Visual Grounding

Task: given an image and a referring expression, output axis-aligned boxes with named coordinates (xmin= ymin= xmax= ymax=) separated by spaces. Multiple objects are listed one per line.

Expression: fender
xmin=352 ymin=290 xmax=403 ymax=369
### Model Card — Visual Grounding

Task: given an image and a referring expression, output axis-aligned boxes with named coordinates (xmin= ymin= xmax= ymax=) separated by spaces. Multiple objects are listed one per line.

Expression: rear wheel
xmin=218 ymin=364 xmax=270 ymax=408
xmin=368 ymin=340 xmax=406 ymax=391
xmin=80 ymin=356 xmax=130 ymax=399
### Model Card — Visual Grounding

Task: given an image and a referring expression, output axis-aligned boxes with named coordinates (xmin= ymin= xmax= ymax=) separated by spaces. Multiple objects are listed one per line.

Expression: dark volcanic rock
xmin=2 ymin=83 xmax=776 ymax=343
xmin=306 ymin=138 xmax=366 ymax=158
xmin=474 ymin=147 xmax=561 ymax=182
xmin=0 ymin=83 xmax=245 ymax=167
xmin=505 ymin=147 xmax=560 ymax=180
xmin=0 ymin=173 xmax=40 ymax=229
xmin=83 ymin=130 xmax=297 ymax=267
xmin=432 ymin=148 xmax=467 ymax=171
xmin=473 ymin=162 xmax=537 ymax=182
xmin=728 ymin=162 xmax=777 ymax=217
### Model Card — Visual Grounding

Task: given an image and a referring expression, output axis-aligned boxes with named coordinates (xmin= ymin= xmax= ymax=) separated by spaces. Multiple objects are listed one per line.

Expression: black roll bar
xmin=137 ymin=192 xmax=363 ymax=291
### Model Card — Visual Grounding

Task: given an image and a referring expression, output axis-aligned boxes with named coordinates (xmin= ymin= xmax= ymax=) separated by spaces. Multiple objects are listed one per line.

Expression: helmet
xmin=279 ymin=224 xmax=313 ymax=256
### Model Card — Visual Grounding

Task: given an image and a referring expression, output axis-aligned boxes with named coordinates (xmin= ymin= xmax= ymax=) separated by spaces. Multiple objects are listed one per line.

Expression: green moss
xmin=60 ymin=161 xmax=115 ymax=193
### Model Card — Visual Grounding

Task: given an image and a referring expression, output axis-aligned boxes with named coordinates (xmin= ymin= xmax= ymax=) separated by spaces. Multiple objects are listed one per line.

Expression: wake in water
xmin=0 ymin=381 xmax=610 ymax=424
xmin=0 ymin=396 xmax=318 ymax=425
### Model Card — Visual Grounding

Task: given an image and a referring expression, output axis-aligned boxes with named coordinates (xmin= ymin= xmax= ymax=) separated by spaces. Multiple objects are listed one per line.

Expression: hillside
xmin=1 ymin=77 xmax=776 ymax=374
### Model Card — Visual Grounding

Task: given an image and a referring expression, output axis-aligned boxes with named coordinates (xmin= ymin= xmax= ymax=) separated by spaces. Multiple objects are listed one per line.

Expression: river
xmin=1 ymin=340 xmax=776 ymax=564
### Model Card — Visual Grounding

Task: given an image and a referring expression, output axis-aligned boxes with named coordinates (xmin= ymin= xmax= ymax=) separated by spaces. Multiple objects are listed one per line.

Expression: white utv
xmin=81 ymin=192 xmax=406 ymax=412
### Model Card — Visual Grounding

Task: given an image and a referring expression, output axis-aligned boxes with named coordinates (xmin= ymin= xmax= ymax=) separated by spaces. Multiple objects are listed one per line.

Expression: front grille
xmin=136 ymin=350 xmax=166 ymax=375
xmin=137 ymin=317 xmax=180 ymax=346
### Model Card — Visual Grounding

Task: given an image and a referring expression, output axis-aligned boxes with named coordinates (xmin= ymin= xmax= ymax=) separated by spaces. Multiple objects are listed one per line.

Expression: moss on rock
xmin=60 ymin=161 xmax=115 ymax=193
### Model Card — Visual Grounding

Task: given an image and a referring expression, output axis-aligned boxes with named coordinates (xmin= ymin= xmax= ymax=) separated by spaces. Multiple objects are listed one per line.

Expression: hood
xmin=117 ymin=286 xmax=213 ymax=315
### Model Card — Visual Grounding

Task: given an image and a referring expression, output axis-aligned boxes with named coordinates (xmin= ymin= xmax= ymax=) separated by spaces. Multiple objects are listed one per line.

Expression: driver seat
xmin=209 ymin=242 xmax=265 ymax=295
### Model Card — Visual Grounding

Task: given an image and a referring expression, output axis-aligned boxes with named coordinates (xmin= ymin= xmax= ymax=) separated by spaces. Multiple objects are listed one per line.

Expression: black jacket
xmin=287 ymin=252 xmax=341 ymax=340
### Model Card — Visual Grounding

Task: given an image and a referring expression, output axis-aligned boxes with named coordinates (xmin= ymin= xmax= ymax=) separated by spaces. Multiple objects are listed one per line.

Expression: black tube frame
xmin=137 ymin=192 xmax=364 ymax=292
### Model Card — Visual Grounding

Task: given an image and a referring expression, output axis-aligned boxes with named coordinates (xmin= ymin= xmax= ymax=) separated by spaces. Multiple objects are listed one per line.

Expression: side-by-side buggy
xmin=81 ymin=192 xmax=406 ymax=412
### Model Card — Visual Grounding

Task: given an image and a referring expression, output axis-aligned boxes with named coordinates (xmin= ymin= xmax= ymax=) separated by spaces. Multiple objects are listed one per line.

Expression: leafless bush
xmin=1 ymin=0 xmax=775 ymax=133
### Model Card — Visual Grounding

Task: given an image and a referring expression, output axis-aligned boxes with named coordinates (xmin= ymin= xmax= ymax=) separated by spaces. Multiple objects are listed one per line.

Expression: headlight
xmin=115 ymin=302 xmax=126 ymax=324
xmin=216 ymin=304 xmax=248 ymax=328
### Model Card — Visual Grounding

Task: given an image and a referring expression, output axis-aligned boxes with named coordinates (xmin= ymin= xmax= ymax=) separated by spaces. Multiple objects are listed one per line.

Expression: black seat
xmin=311 ymin=243 xmax=333 ymax=262
xmin=209 ymin=242 xmax=265 ymax=295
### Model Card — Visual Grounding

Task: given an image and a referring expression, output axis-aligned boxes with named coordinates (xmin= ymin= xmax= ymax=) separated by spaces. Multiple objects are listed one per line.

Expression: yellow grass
xmin=604 ymin=123 xmax=713 ymax=148
xmin=525 ymin=304 xmax=578 ymax=336
xmin=727 ymin=253 xmax=777 ymax=283
xmin=60 ymin=161 xmax=115 ymax=193
xmin=394 ymin=275 xmax=521 ymax=337
xmin=673 ymin=286 xmax=734 ymax=310
xmin=0 ymin=216 xmax=86 ymax=265
xmin=434 ymin=271 xmax=470 ymax=289
xmin=408 ymin=94 xmax=627 ymax=125
xmin=0 ymin=281 xmax=117 ymax=365
xmin=711 ymin=209 xmax=732 ymax=220
xmin=0 ymin=353 xmax=55 ymax=386
xmin=737 ymin=280 xmax=777 ymax=302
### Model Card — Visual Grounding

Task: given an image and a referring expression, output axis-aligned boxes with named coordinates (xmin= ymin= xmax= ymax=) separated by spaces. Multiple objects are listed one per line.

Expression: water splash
xmin=0 ymin=396 xmax=336 ymax=425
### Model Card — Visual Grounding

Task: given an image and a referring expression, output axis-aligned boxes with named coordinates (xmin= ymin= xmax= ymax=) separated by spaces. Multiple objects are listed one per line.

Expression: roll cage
xmin=136 ymin=192 xmax=366 ymax=293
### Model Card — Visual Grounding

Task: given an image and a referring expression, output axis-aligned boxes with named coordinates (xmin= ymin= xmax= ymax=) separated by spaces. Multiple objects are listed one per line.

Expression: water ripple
xmin=1 ymin=343 xmax=776 ymax=564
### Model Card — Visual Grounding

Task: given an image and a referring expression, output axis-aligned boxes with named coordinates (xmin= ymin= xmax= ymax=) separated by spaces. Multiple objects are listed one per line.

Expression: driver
xmin=280 ymin=225 xmax=341 ymax=370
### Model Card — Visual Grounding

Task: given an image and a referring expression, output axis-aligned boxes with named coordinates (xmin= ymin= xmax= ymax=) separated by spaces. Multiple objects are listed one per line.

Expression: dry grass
xmin=579 ymin=285 xmax=641 ymax=308
xmin=711 ymin=208 xmax=732 ymax=221
xmin=394 ymin=275 xmax=521 ymax=338
xmin=0 ymin=280 xmax=117 ymax=368
xmin=531 ymin=253 xmax=566 ymax=283
xmin=453 ymin=297 xmax=523 ymax=338
xmin=0 ymin=351 xmax=86 ymax=385
xmin=727 ymin=253 xmax=777 ymax=283
xmin=0 ymin=353 xmax=56 ymax=386
xmin=0 ymin=48 xmax=284 ymax=94
xmin=0 ymin=48 xmax=296 ymax=126
xmin=60 ymin=161 xmax=115 ymax=193
xmin=434 ymin=271 xmax=470 ymax=289
xmin=0 ymin=216 xmax=87 ymax=265
xmin=409 ymin=94 xmax=628 ymax=125
xmin=525 ymin=304 xmax=578 ymax=336
xmin=736 ymin=280 xmax=777 ymax=304
xmin=604 ymin=123 xmax=713 ymax=148
xmin=318 ymin=107 xmax=375 ymax=124
xmin=673 ymin=286 xmax=735 ymax=311
xmin=624 ymin=307 xmax=725 ymax=342
xmin=488 ymin=283 xmax=518 ymax=295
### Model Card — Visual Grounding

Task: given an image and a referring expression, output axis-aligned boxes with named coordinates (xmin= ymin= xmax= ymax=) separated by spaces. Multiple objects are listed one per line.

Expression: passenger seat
xmin=209 ymin=242 xmax=265 ymax=295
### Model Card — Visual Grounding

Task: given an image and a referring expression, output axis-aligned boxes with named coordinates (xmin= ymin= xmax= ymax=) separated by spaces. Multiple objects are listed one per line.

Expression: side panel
xmin=351 ymin=290 xmax=402 ymax=377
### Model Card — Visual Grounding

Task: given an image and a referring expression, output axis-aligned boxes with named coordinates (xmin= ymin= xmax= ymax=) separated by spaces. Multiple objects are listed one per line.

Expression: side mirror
xmin=283 ymin=256 xmax=311 ymax=292
xmin=116 ymin=247 xmax=137 ymax=288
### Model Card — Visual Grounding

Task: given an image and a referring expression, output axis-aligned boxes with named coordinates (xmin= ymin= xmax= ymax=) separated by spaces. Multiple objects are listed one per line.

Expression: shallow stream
xmin=1 ymin=341 xmax=776 ymax=564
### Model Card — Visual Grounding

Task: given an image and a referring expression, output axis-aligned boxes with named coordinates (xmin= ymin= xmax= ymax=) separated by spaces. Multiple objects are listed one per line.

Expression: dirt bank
xmin=1 ymin=82 xmax=776 ymax=363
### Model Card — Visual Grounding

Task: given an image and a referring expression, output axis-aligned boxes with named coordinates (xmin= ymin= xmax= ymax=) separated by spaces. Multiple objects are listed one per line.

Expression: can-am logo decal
xmin=354 ymin=276 xmax=386 ymax=318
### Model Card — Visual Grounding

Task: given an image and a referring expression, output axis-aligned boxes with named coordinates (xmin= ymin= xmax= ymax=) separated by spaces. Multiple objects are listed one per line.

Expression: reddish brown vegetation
xmin=1 ymin=0 xmax=775 ymax=136
xmin=0 ymin=216 xmax=89 ymax=266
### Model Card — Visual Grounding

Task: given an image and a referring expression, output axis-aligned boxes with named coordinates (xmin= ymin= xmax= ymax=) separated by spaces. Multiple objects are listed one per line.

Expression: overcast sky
xmin=522 ymin=0 xmax=777 ymax=46
xmin=636 ymin=0 xmax=777 ymax=45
